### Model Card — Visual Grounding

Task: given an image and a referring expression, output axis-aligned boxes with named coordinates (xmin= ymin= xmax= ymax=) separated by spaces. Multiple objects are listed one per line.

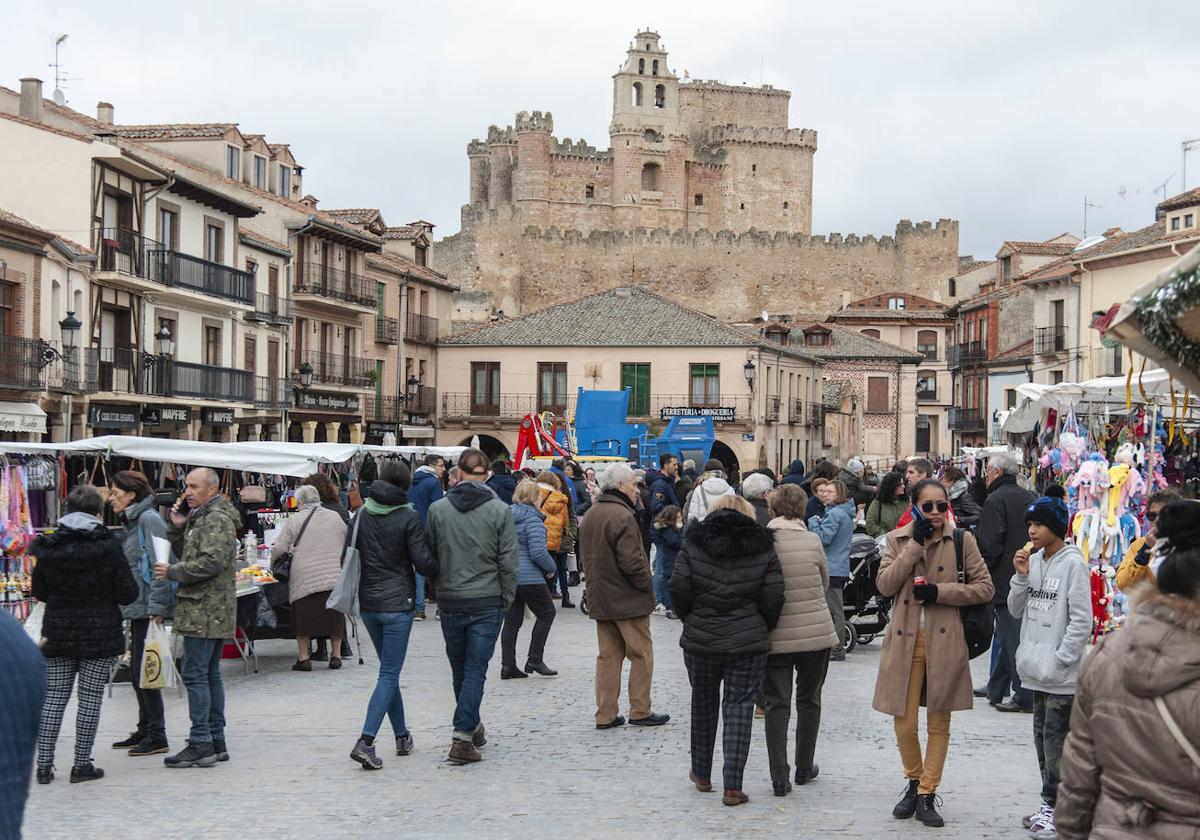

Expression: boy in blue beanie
xmin=1009 ymin=485 xmax=1092 ymax=840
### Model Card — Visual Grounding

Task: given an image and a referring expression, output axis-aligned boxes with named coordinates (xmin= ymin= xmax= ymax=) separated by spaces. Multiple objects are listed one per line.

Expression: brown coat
xmin=578 ymin=490 xmax=654 ymax=622
xmin=1056 ymin=590 xmax=1200 ymax=840
xmin=872 ymin=520 xmax=994 ymax=717
xmin=766 ymin=518 xmax=838 ymax=654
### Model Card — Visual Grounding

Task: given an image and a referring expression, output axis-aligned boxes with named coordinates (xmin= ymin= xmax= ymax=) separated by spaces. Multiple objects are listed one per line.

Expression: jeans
xmin=552 ymin=552 xmax=571 ymax=603
xmin=414 ymin=572 xmax=426 ymax=613
xmin=653 ymin=550 xmax=675 ymax=610
xmin=440 ymin=607 xmax=503 ymax=739
xmin=501 ymin=584 xmax=556 ymax=668
xmin=360 ymin=611 xmax=415 ymax=739
xmin=129 ymin=618 xmax=166 ymax=741
xmin=1033 ymin=691 xmax=1074 ymax=805
xmin=826 ymin=578 xmax=848 ymax=653
xmin=180 ymin=637 xmax=225 ymax=745
xmin=988 ymin=604 xmax=1032 ymax=707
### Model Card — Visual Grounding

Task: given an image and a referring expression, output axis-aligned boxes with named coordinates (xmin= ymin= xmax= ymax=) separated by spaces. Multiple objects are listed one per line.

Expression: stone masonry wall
xmin=677 ymin=83 xmax=791 ymax=142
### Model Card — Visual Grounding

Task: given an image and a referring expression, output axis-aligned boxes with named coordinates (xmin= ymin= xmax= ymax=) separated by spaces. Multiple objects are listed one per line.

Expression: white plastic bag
xmin=140 ymin=621 xmax=178 ymax=690
xmin=23 ymin=602 xmax=45 ymax=646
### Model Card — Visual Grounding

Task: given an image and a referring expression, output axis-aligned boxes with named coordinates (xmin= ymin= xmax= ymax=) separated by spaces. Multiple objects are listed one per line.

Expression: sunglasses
xmin=920 ymin=501 xmax=950 ymax=514
xmin=1146 ymin=511 xmax=1159 ymax=523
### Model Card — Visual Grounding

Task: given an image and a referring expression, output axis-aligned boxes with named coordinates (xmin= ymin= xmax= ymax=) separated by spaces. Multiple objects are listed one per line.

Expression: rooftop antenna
xmin=1182 ymin=137 xmax=1200 ymax=191
xmin=1152 ymin=173 xmax=1174 ymax=203
xmin=1083 ymin=196 xmax=1102 ymax=237
xmin=50 ymin=33 xmax=68 ymax=106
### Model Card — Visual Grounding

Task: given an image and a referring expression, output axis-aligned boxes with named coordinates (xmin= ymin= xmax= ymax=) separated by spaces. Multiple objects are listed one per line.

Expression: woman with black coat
xmin=349 ymin=461 xmax=439 ymax=771
xmin=670 ymin=495 xmax=785 ymax=807
xmin=30 ymin=485 xmax=139 ymax=784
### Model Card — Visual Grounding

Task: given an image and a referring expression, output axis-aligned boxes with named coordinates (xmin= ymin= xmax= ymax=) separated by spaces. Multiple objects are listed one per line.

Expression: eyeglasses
xmin=920 ymin=501 xmax=950 ymax=514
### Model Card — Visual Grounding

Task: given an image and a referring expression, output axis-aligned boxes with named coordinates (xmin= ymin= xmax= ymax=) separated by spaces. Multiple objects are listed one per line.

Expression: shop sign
xmin=201 ymin=407 xmax=235 ymax=426
xmin=366 ymin=421 xmax=400 ymax=435
xmin=88 ymin=403 xmax=138 ymax=429
xmin=294 ymin=391 xmax=361 ymax=413
xmin=142 ymin=406 xmax=190 ymax=426
xmin=660 ymin=405 xmax=736 ymax=422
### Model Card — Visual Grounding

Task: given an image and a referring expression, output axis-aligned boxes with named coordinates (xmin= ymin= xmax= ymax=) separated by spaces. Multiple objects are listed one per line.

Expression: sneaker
xmin=350 ymin=737 xmax=382 ymax=770
xmin=471 ymin=723 xmax=487 ymax=748
xmin=212 ymin=739 xmax=230 ymax=762
xmin=892 ymin=779 xmax=919 ymax=819
xmin=1029 ymin=808 xmax=1055 ymax=839
xmin=395 ymin=733 xmax=414 ymax=756
xmin=36 ymin=767 xmax=53 ymax=785
xmin=69 ymin=762 xmax=104 ymax=784
xmin=1024 ymin=803 xmax=1052 ymax=829
xmin=915 ymin=793 xmax=945 ymax=828
xmin=447 ymin=739 xmax=481 ymax=765
xmin=665 ymin=610 xmax=679 ymax=620
xmin=414 ymin=611 xmax=426 ymax=622
xmin=128 ymin=737 xmax=169 ymax=757
xmin=652 ymin=604 xmax=667 ymax=617
xmin=164 ymin=742 xmax=217 ymax=768
xmin=830 ymin=649 xmax=847 ymax=662
xmin=112 ymin=731 xmax=144 ymax=750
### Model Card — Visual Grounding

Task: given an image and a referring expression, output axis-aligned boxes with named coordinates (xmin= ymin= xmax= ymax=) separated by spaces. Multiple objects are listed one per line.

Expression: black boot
xmin=69 ymin=763 xmax=105 ymax=783
xmin=915 ymin=793 xmax=945 ymax=827
xmin=524 ymin=660 xmax=558 ymax=676
xmin=36 ymin=767 xmax=53 ymax=785
xmin=112 ymin=731 xmax=145 ymax=749
xmin=500 ymin=665 xmax=528 ymax=680
xmin=893 ymin=779 xmax=919 ymax=819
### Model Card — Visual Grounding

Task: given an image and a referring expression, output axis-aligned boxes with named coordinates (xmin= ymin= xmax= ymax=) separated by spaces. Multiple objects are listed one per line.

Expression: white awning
xmin=0 ymin=402 xmax=47 ymax=434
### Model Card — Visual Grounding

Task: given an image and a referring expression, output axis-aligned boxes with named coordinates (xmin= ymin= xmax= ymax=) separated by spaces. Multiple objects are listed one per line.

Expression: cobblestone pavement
xmin=24 ymin=604 xmax=1041 ymax=839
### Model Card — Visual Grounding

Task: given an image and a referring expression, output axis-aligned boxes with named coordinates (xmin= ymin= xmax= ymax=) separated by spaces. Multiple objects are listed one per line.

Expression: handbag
xmin=326 ymin=511 xmax=363 ymax=616
xmin=272 ymin=507 xmax=317 ymax=584
xmin=347 ymin=480 xmax=363 ymax=511
xmin=239 ymin=484 xmax=268 ymax=505
xmin=953 ymin=528 xmax=994 ymax=660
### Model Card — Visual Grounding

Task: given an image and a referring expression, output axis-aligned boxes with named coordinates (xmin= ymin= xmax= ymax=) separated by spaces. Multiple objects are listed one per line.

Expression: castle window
xmin=632 ymin=82 xmax=643 ymax=107
xmin=739 ymin=203 xmax=745 ymax=210
xmin=643 ymin=129 xmax=659 ymax=143
xmin=638 ymin=58 xmax=645 ymax=74
xmin=585 ymin=184 xmax=595 ymax=199
xmin=641 ymin=162 xmax=661 ymax=191
xmin=783 ymin=201 xmax=789 ymax=210
xmin=949 ymin=277 xmax=957 ymax=297
xmin=652 ymin=59 xmax=659 ymax=76
xmin=752 ymin=164 xmax=757 ymax=173
xmin=694 ymin=193 xmax=703 ymax=207
xmin=654 ymin=84 xmax=665 ymax=108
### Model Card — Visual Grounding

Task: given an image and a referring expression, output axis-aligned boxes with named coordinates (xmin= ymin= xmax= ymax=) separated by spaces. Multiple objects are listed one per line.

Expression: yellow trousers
xmin=893 ymin=630 xmax=952 ymax=794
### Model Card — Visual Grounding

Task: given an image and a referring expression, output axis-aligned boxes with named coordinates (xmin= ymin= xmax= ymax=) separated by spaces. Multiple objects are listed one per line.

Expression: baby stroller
xmin=839 ymin=533 xmax=891 ymax=653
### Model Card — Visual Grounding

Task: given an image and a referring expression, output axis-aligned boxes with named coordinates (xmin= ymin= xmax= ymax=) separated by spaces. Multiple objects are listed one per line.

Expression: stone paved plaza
xmin=24 ymin=606 xmax=1039 ymax=839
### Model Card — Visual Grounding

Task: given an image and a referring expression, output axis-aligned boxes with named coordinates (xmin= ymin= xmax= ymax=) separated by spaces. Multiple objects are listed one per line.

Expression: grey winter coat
xmin=119 ymin=496 xmax=174 ymax=620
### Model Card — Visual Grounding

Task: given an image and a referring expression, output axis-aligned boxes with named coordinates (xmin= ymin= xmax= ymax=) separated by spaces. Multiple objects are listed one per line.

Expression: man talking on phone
xmin=154 ymin=468 xmax=239 ymax=768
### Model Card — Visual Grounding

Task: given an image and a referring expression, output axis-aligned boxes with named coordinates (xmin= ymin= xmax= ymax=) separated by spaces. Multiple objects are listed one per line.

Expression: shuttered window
xmin=866 ymin=376 xmax=889 ymax=414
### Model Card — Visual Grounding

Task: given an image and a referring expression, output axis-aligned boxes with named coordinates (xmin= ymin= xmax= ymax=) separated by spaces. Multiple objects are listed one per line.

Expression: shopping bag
xmin=326 ymin=512 xmax=363 ymax=617
xmin=23 ymin=602 xmax=45 ymax=646
xmin=140 ymin=622 xmax=177 ymax=690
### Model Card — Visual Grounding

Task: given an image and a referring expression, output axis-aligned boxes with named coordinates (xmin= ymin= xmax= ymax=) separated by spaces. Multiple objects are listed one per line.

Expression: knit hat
xmin=703 ymin=458 xmax=725 ymax=475
xmin=846 ymin=457 xmax=865 ymax=476
xmin=1024 ymin=492 xmax=1070 ymax=539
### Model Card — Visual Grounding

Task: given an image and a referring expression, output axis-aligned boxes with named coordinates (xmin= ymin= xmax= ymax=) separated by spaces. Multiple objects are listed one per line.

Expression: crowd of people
xmin=5 ymin=446 xmax=1199 ymax=839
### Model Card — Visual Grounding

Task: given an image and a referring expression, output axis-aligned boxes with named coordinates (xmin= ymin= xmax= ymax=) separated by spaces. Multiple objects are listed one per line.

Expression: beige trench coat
xmin=872 ymin=520 xmax=994 ymax=717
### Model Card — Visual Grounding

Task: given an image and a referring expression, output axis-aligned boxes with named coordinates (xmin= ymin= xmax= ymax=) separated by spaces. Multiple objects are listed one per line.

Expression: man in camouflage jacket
xmin=155 ymin=467 xmax=240 ymax=768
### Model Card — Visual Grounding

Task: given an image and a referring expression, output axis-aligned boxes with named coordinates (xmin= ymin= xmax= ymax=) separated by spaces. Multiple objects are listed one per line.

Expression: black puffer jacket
xmin=355 ymin=481 xmax=439 ymax=613
xmin=670 ymin=510 xmax=785 ymax=658
xmin=30 ymin=516 xmax=138 ymax=659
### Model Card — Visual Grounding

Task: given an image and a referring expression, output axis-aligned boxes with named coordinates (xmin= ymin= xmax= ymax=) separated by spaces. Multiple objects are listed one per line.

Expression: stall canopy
xmin=1104 ymin=242 xmax=1200 ymax=397
xmin=0 ymin=436 xmax=466 ymax=477
xmin=0 ymin=402 xmax=47 ymax=434
xmin=1000 ymin=368 xmax=1184 ymax=433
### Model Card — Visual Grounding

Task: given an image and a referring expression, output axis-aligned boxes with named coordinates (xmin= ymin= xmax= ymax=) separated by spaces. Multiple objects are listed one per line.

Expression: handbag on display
xmin=239 ymin=484 xmax=268 ymax=505
xmin=953 ymin=528 xmax=995 ymax=660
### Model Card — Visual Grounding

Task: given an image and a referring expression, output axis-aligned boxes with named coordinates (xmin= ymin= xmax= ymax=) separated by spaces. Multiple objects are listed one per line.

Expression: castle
xmin=435 ymin=30 xmax=959 ymax=322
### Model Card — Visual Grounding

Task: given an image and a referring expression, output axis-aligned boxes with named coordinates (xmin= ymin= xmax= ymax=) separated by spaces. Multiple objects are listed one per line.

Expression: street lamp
xmin=743 ymin=358 xmax=756 ymax=390
xmin=297 ymin=361 xmax=314 ymax=392
xmin=154 ymin=323 xmax=174 ymax=357
xmin=405 ymin=375 xmax=421 ymax=402
xmin=59 ymin=311 xmax=81 ymax=349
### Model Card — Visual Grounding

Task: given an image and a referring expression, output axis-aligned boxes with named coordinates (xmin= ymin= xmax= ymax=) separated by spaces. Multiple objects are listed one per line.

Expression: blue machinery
xmin=556 ymin=387 xmax=715 ymax=468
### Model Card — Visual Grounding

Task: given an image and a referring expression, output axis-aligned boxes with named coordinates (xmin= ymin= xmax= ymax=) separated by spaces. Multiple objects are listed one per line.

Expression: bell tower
xmin=611 ymin=31 xmax=680 ymax=135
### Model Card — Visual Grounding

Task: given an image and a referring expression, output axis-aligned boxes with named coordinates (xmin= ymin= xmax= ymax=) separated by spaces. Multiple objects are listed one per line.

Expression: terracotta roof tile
xmin=800 ymin=324 xmax=924 ymax=362
xmin=383 ymin=225 xmax=418 ymax=240
xmin=1000 ymin=240 xmax=1078 ymax=257
xmin=367 ymin=251 xmax=457 ymax=291
xmin=115 ymin=123 xmax=237 ymax=139
xmin=0 ymin=109 xmax=95 ymax=142
xmin=1156 ymin=186 xmax=1200 ymax=213
xmin=238 ymin=228 xmax=291 ymax=256
xmin=990 ymin=339 xmax=1034 ymax=364
xmin=0 ymin=207 xmax=57 ymax=238
xmin=325 ymin=208 xmax=383 ymax=225
xmin=1072 ymin=221 xmax=1200 ymax=263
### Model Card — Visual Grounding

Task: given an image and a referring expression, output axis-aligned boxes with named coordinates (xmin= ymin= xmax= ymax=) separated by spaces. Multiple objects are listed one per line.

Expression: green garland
xmin=1135 ymin=263 xmax=1200 ymax=373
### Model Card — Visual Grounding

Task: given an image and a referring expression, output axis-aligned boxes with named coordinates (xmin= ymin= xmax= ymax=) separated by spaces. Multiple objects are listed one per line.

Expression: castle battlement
xmin=679 ymin=80 xmax=790 ymax=99
xmin=703 ymin=124 xmax=818 ymax=150
xmin=515 ymin=110 xmax=554 ymax=133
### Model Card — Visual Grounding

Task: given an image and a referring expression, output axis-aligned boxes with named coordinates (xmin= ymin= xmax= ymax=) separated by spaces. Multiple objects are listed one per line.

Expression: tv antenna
xmin=1152 ymin=173 xmax=1174 ymax=203
xmin=1083 ymin=196 xmax=1102 ymax=237
xmin=49 ymin=34 xmax=70 ymax=106
xmin=1182 ymin=137 xmax=1200 ymax=191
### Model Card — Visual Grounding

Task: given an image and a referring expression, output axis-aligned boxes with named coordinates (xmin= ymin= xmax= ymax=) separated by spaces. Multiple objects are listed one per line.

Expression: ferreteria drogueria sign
xmin=660 ymin=405 xmax=736 ymax=422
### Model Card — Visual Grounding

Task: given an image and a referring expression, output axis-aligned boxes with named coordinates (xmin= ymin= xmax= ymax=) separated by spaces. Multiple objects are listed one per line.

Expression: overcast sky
xmin=5 ymin=1 xmax=1198 ymax=258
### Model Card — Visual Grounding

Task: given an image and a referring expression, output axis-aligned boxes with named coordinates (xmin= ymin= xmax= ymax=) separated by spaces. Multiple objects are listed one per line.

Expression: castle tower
xmin=512 ymin=111 xmax=553 ymax=226
xmin=467 ymin=140 xmax=489 ymax=206
xmin=611 ymin=31 xmax=680 ymax=135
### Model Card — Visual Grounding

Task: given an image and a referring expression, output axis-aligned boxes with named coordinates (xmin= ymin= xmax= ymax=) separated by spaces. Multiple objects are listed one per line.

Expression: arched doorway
xmin=709 ymin=439 xmax=741 ymax=482
xmin=458 ymin=434 xmax=510 ymax=463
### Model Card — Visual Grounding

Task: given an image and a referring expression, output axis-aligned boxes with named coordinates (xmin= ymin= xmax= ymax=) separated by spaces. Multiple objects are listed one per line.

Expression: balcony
xmin=789 ymin=398 xmax=804 ymax=425
xmin=375 ymin=315 xmax=399 ymax=345
xmin=96 ymin=349 xmax=252 ymax=402
xmin=806 ymin=402 xmax=824 ymax=429
xmin=917 ymin=387 xmax=938 ymax=403
xmin=0 ymin=336 xmax=50 ymax=391
xmin=947 ymin=341 xmax=986 ymax=370
xmin=98 ymin=228 xmax=254 ymax=305
xmin=1035 ymin=326 xmax=1068 ymax=354
xmin=47 ymin=346 xmax=99 ymax=394
xmin=293 ymin=262 xmax=376 ymax=310
xmin=411 ymin=385 xmax=437 ymax=415
xmin=948 ymin=407 xmax=984 ymax=432
xmin=405 ymin=312 xmax=439 ymax=344
xmin=626 ymin=394 xmax=753 ymax=423
xmin=764 ymin=395 xmax=781 ymax=423
xmin=245 ymin=294 xmax=293 ymax=326
xmin=300 ymin=351 xmax=374 ymax=388
xmin=442 ymin=393 xmax=538 ymax=420
xmin=364 ymin=395 xmax=405 ymax=423
xmin=253 ymin=377 xmax=291 ymax=410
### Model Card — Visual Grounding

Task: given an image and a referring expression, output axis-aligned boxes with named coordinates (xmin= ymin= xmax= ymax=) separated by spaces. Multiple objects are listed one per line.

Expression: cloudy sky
xmin=5 ymin=0 xmax=1197 ymax=258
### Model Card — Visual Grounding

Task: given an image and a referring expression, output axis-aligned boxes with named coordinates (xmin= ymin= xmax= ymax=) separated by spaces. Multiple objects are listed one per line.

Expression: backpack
xmin=953 ymin=528 xmax=994 ymax=660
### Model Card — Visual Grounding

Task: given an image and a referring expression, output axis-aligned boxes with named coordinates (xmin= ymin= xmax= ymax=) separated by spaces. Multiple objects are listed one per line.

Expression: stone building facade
xmin=436 ymin=30 xmax=960 ymax=323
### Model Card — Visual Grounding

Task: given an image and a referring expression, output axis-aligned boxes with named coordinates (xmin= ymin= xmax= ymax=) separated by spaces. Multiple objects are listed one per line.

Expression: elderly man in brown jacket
xmin=578 ymin=463 xmax=669 ymax=729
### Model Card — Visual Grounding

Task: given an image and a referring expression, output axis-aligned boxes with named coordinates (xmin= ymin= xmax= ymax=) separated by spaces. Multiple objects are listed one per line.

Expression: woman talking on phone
xmin=871 ymin=479 xmax=994 ymax=828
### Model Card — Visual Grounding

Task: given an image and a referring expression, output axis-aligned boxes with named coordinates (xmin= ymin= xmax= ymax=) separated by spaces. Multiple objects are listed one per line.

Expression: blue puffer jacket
xmin=512 ymin=503 xmax=557 ymax=585
xmin=808 ymin=500 xmax=856 ymax=578
xmin=410 ymin=466 xmax=444 ymax=524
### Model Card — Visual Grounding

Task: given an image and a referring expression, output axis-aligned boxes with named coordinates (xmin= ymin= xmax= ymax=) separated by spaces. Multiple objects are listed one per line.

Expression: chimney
xmin=96 ymin=102 xmax=114 ymax=125
xmin=19 ymin=78 xmax=43 ymax=122
xmin=839 ymin=290 xmax=851 ymax=309
xmin=299 ymin=195 xmax=319 ymax=209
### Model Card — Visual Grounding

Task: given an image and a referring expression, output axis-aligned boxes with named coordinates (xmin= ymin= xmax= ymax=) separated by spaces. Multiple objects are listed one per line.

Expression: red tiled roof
xmin=0 ymin=207 xmax=56 ymax=239
xmin=999 ymin=240 xmax=1078 ymax=257
xmin=115 ymin=123 xmax=238 ymax=139
xmin=1072 ymin=221 xmax=1200 ymax=263
xmin=383 ymin=225 xmax=418 ymax=240
xmin=367 ymin=250 xmax=457 ymax=291
xmin=1157 ymin=186 xmax=1200 ymax=213
xmin=325 ymin=208 xmax=383 ymax=225
xmin=238 ymin=228 xmax=291 ymax=255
